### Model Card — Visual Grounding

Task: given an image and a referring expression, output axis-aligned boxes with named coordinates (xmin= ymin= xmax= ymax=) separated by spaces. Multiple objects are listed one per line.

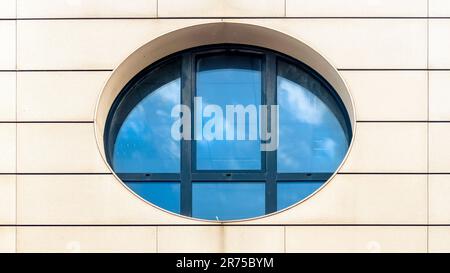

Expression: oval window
xmin=105 ymin=45 xmax=352 ymax=221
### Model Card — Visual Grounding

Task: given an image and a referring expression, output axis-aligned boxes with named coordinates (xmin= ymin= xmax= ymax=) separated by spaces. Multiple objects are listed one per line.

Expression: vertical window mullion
xmin=180 ymin=53 xmax=193 ymax=216
xmin=265 ymin=53 xmax=277 ymax=214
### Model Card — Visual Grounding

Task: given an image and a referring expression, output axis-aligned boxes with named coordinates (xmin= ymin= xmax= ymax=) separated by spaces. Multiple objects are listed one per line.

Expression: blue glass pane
xmin=192 ymin=182 xmax=265 ymax=220
xmin=196 ymin=54 xmax=262 ymax=170
xmin=125 ymin=182 xmax=180 ymax=213
xmin=277 ymin=60 xmax=350 ymax=173
xmin=277 ymin=181 xmax=323 ymax=210
xmin=113 ymin=78 xmax=181 ymax=173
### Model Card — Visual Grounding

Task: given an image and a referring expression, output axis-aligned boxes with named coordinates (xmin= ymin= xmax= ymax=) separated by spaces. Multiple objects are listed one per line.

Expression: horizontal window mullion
xmin=191 ymin=172 xmax=267 ymax=181
xmin=117 ymin=173 xmax=181 ymax=182
xmin=276 ymin=173 xmax=333 ymax=181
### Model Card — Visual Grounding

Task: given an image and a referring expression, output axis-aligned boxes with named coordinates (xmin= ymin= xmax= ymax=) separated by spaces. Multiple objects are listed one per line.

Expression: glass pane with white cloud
xmin=113 ymin=63 xmax=181 ymax=173
xmin=195 ymin=54 xmax=262 ymax=171
xmin=277 ymin=60 xmax=350 ymax=173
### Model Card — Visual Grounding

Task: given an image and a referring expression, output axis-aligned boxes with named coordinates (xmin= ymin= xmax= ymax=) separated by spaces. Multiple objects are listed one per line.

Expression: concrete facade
xmin=0 ymin=0 xmax=449 ymax=252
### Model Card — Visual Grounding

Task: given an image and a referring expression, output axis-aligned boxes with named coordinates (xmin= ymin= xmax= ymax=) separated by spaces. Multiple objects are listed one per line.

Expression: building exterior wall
xmin=0 ymin=0 xmax=449 ymax=253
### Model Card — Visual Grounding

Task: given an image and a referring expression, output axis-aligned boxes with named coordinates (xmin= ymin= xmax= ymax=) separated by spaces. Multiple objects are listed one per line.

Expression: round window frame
xmin=94 ymin=22 xmax=357 ymax=223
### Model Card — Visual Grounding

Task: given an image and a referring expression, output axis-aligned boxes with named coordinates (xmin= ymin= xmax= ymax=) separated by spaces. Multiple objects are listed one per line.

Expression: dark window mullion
xmin=191 ymin=172 xmax=266 ymax=181
xmin=265 ymin=53 xmax=277 ymax=214
xmin=180 ymin=53 xmax=193 ymax=216
xmin=276 ymin=173 xmax=333 ymax=181
xmin=118 ymin=173 xmax=180 ymax=182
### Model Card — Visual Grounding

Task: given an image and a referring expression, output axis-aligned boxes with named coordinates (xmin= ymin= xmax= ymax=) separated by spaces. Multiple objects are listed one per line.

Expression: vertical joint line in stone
xmin=426 ymin=0 xmax=430 ymax=253
xmin=14 ymin=0 xmax=18 ymax=254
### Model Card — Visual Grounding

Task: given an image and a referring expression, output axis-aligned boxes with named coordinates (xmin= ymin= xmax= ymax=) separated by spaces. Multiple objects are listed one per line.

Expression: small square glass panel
xmin=192 ymin=182 xmax=265 ymax=220
xmin=277 ymin=181 xmax=323 ymax=210
xmin=125 ymin=182 xmax=180 ymax=213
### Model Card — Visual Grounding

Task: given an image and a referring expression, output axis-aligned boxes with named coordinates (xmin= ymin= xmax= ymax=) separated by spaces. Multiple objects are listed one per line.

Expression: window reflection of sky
xmin=277 ymin=181 xmax=323 ymax=210
xmin=110 ymin=52 xmax=351 ymax=220
xmin=192 ymin=182 xmax=265 ymax=220
xmin=277 ymin=65 xmax=349 ymax=173
xmin=113 ymin=79 xmax=181 ymax=173
xmin=196 ymin=55 xmax=262 ymax=171
xmin=126 ymin=182 xmax=180 ymax=213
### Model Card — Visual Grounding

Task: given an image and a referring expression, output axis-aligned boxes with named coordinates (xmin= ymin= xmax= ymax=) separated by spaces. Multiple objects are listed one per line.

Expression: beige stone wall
xmin=1 ymin=0 xmax=449 ymax=253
